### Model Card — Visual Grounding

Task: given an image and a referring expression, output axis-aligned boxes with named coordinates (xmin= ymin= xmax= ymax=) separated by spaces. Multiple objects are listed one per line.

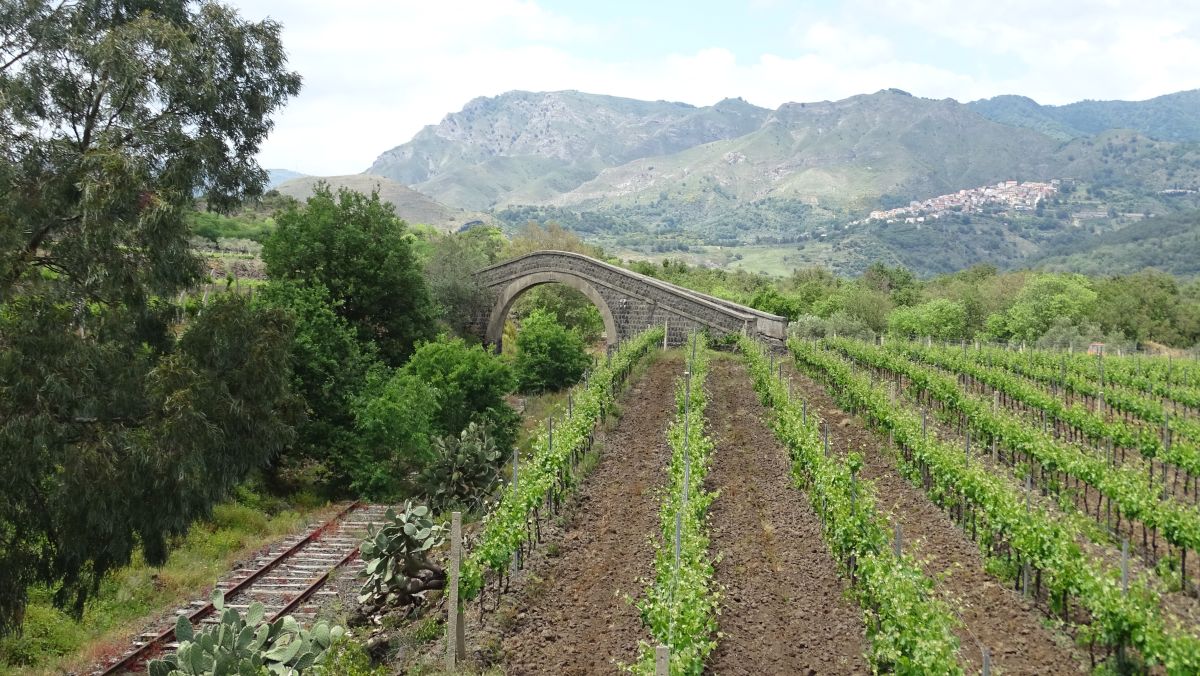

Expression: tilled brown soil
xmin=786 ymin=364 xmax=1088 ymax=675
xmin=704 ymin=358 xmax=869 ymax=675
xmin=496 ymin=354 xmax=682 ymax=675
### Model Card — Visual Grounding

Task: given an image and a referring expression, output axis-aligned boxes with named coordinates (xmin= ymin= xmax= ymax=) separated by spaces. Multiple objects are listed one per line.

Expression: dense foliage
xmin=513 ymin=309 xmax=592 ymax=394
xmin=252 ymin=281 xmax=381 ymax=492
xmin=0 ymin=0 xmax=299 ymax=633
xmin=629 ymin=258 xmax=1200 ymax=350
xmin=263 ymin=185 xmax=436 ymax=366
xmin=350 ymin=336 xmax=516 ymax=500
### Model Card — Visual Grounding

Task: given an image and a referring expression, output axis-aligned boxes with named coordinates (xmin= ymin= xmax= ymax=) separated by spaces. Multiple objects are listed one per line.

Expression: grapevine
xmin=459 ymin=326 xmax=665 ymax=600
xmin=740 ymin=337 xmax=964 ymax=674
xmin=632 ymin=334 xmax=719 ymax=675
xmin=791 ymin=339 xmax=1200 ymax=672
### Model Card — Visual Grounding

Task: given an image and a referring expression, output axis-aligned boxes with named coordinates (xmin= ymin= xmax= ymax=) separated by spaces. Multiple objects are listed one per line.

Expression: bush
xmin=313 ymin=636 xmax=386 ymax=676
xmin=887 ymin=299 xmax=968 ymax=341
xmin=403 ymin=335 xmax=519 ymax=449
xmin=513 ymin=309 xmax=592 ymax=394
xmin=351 ymin=371 xmax=439 ymax=499
xmin=351 ymin=336 xmax=517 ymax=499
xmin=789 ymin=312 xmax=876 ymax=342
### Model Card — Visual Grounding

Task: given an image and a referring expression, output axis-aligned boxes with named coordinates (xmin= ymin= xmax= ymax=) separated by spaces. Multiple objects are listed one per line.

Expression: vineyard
xmin=374 ymin=328 xmax=1200 ymax=674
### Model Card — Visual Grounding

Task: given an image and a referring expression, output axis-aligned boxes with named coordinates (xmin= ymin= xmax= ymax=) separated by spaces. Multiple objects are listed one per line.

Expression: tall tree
xmin=0 ymin=0 xmax=300 ymax=633
xmin=263 ymin=185 xmax=436 ymax=365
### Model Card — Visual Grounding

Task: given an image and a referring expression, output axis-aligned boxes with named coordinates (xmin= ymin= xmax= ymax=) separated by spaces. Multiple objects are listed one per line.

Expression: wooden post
xmin=663 ymin=320 xmax=669 ymax=350
xmin=655 ymin=645 xmax=670 ymax=676
xmin=982 ymin=647 xmax=992 ymax=676
xmin=447 ymin=512 xmax=464 ymax=670
xmin=893 ymin=523 xmax=902 ymax=557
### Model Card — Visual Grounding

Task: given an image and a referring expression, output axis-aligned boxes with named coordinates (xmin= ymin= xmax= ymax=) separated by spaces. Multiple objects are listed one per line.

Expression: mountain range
xmin=297 ymin=88 xmax=1200 ymax=276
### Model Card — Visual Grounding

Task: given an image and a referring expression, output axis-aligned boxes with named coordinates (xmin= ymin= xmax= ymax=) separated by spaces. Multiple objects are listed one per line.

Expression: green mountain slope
xmin=970 ymin=90 xmax=1200 ymax=143
xmin=1028 ymin=210 xmax=1200 ymax=276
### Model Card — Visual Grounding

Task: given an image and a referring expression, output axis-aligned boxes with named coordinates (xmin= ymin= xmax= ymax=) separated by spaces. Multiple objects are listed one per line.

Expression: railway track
xmin=95 ymin=502 xmax=390 ymax=675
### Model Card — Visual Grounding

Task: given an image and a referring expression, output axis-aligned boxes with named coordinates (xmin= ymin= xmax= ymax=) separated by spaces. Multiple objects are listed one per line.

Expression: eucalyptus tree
xmin=0 ymin=0 xmax=301 ymax=633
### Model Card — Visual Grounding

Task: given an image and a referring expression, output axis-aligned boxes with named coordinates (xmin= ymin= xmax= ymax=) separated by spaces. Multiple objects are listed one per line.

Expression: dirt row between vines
xmin=703 ymin=356 xmax=869 ymax=675
xmin=784 ymin=361 xmax=1089 ymax=675
xmin=485 ymin=353 xmax=682 ymax=674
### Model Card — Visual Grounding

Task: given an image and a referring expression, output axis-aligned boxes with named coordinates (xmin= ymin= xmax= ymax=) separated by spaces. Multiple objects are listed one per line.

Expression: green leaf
xmin=175 ymin=614 xmax=194 ymax=642
xmin=246 ymin=602 xmax=265 ymax=626
xmin=264 ymin=635 xmax=302 ymax=663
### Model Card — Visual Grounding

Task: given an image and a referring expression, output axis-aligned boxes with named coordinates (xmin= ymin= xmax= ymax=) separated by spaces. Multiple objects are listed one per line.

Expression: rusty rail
xmin=99 ymin=501 xmax=364 ymax=675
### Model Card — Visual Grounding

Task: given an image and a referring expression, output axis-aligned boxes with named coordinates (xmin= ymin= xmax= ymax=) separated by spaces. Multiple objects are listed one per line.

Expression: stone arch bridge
xmin=472 ymin=251 xmax=788 ymax=351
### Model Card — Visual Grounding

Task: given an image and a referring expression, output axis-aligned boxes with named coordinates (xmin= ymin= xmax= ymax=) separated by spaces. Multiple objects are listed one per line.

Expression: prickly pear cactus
xmin=147 ymin=590 xmax=343 ymax=675
xmin=357 ymin=501 xmax=447 ymax=607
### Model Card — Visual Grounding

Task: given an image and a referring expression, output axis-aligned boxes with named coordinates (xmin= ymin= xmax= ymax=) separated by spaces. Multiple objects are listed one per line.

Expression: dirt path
xmin=704 ymin=358 xmax=869 ymax=675
xmin=497 ymin=355 xmax=681 ymax=675
xmin=786 ymin=363 xmax=1088 ymax=675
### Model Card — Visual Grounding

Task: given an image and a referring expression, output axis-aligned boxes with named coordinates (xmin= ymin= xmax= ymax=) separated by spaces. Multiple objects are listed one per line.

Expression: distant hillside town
xmin=865 ymin=180 xmax=1061 ymax=224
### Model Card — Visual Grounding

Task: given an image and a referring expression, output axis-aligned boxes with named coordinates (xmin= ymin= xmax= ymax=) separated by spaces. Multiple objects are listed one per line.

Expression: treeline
xmin=627 ymin=259 xmax=1200 ymax=351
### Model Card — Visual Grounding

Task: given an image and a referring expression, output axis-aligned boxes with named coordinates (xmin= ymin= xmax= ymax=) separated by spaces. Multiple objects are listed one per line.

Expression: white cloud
xmin=234 ymin=0 xmax=1200 ymax=175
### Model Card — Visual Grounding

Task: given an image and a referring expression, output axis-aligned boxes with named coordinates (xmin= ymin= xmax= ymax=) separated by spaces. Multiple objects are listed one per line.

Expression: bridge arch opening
xmin=484 ymin=270 xmax=619 ymax=354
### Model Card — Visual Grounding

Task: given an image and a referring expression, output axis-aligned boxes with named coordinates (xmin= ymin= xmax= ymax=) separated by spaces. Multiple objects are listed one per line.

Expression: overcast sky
xmin=232 ymin=0 xmax=1200 ymax=176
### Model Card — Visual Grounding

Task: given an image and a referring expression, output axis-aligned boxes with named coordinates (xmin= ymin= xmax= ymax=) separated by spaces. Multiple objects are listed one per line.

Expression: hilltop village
xmin=866 ymin=180 xmax=1061 ymax=224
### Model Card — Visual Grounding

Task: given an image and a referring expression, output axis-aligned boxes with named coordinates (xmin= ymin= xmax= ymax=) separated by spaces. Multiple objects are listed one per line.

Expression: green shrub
xmin=312 ymin=636 xmax=385 ymax=676
xmin=0 ymin=604 xmax=79 ymax=666
xmin=403 ymin=335 xmax=519 ymax=450
xmin=351 ymin=371 xmax=439 ymax=499
xmin=513 ymin=309 xmax=591 ymax=394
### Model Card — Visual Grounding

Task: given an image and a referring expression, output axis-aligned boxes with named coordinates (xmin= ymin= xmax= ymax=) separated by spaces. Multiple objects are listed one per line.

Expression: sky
xmin=233 ymin=0 xmax=1200 ymax=176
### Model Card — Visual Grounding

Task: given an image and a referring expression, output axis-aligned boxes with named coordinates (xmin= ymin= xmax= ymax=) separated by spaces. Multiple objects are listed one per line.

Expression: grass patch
xmin=0 ymin=492 xmax=336 ymax=675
